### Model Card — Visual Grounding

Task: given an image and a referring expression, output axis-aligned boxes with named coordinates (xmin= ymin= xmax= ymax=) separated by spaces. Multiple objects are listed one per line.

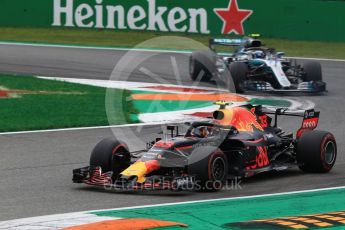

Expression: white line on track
xmin=0 ymin=41 xmax=345 ymax=62
xmin=0 ymin=122 xmax=170 ymax=136
xmin=37 ymin=76 xmax=227 ymax=93
xmin=0 ymin=41 xmax=192 ymax=54
xmin=288 ymin=56 xmax=345 ymax=62
xmin=0 ymin=213 xmax=120 ymax=230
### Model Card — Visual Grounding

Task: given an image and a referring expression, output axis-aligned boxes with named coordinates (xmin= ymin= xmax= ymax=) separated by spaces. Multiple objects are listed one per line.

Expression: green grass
xmin=0 ymin=27 xmax=345 ymax=59
xmin=93 ymin=188 xmax=345 ymax=230
xmin=0 ymin=74 xmax=137 ymax=132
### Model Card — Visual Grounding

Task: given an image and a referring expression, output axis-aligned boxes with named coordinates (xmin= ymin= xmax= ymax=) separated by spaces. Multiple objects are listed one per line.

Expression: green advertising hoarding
xmin=0 ymin=0 xmax=344 ymax=42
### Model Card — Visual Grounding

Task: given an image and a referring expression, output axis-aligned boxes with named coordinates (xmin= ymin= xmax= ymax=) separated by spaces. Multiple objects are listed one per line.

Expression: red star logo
xmin=214 ymin=0 xmax=253 ymax=35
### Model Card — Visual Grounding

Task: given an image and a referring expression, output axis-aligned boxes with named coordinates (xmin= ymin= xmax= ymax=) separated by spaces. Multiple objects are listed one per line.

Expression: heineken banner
xmin=0 ymin=0 xmax=344 ymax=42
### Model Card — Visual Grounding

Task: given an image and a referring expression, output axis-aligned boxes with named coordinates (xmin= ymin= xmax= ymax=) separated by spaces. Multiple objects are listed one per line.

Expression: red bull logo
xmin=121 ymin=160 xmax=160 ymax=183
xmin=246 ymin=146 xmax=269 ymax=170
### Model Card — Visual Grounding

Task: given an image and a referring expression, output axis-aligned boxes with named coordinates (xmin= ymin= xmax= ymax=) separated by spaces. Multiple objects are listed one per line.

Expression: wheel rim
xmin=111 ymin=148 xmax=129 ymax=173
xmin=324 ymin=141 xmax=336 ymax=165
xmin=212 ymin=157 xmax=226 ymax=180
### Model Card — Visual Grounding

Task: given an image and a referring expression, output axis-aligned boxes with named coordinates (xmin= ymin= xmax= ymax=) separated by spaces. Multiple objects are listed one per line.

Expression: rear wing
xmin=209 ymin=38 xmax=243 ymax=47
xmin=209 ymin=37 xmax=263 ymax=51
xmin=264 ymin=108 xmax=320 ymax=138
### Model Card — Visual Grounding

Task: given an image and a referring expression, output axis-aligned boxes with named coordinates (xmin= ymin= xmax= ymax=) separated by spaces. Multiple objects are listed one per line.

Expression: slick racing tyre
xmin=302 ymin=62 xmax=322 ymax=82
xmin=297 ymin=131 xmax=337 ymax=173
xmin=188 ymin=147 xmax=228 ymax=191
xmin=90 ymin=138 xmax=131 ymax=175
xmin=189 ymin=50 xmax=217 ymax=81
xmin=229 ymin=62 xmax=248 ymax=93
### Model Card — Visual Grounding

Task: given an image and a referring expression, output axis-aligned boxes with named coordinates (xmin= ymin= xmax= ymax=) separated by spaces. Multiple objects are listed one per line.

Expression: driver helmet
xmin=192 ymin=126 xmax=209 ymax=138
xmin=253 ymin=50 xmax=265 ymax=59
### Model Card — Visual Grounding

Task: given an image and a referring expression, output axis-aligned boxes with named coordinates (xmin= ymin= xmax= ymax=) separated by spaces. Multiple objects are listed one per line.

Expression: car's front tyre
xmin=302 ymin=61 xmax=323 ymax=82
xmin=189 ymin=50 xmax=216 ymax=81
xmin=90 ymin=138 xmax=131 ymax=176
xmin=188 ymin=147 xmax=228 ymax=191
xmin=229 ymin=62 xmax=248 ymax=93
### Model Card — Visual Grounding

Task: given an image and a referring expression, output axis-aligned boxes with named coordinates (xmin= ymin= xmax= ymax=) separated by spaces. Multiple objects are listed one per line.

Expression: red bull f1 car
xmin=73 ymin=103 xmax=337 ymax=191
xmin=190 ymin=35 xmax=326 ymax=93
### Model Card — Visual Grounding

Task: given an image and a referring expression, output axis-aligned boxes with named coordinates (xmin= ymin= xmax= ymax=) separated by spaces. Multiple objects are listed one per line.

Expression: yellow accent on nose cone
xmin=121 ymin=161 xmax=147 ymax=183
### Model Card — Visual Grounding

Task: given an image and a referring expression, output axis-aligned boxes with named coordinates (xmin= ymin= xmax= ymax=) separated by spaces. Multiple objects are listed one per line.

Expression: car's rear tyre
xmin=188 ymin=147 xmax=228 ymax=191
xmin=297 ymin=131 xmax=337 ymax=173
xmin=189 ymin=50 xmax=216 ymax=81
xmin=229 ymin=62 xmax=248 ymax=93
xmin=302 ymin=61 xmax=322 ymax=82
xmin=90 ymin=138 xmax=131 ymax=176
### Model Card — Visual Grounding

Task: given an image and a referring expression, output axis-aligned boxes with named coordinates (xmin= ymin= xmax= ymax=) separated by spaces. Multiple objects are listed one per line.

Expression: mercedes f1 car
xmin=73 ymin=102 xmax=336 ymax=192
xmin=189 ymin=35 xmax=326 ymax=93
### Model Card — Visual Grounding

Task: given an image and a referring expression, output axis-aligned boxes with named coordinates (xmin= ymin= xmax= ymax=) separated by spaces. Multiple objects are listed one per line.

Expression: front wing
xmin=73 ymin=166 xmax=196 ymax=191
xmin=244 ymin=81 xmax=326 ymax=93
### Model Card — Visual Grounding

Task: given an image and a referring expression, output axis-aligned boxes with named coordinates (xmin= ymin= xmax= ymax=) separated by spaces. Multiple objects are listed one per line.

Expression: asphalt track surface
xmin=0 ymin=44 xmax=345 ymax=221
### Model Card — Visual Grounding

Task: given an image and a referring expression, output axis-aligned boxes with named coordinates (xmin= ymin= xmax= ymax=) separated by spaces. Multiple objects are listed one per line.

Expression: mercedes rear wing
xmin=209 ymin=37 xmax=263 ymax=51
xmin=209 ymin=38 xmax=243 ymax=47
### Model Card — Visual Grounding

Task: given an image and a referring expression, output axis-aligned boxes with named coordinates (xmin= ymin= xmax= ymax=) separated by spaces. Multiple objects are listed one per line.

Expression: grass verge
xmin=0 ymin=74 xmax=137 ymax=132
xmin=0 ymin=27 xmax=345 ymax=59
